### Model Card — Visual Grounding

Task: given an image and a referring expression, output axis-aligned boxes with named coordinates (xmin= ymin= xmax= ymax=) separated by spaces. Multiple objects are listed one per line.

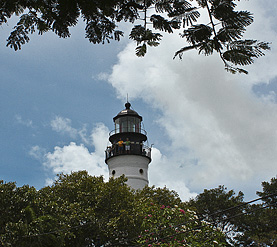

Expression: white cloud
xmin=50 ymin=116 xmax=79 ymax=139
xmin=44 ymin=142 xmax=107 ymax=175
xmin=43 ymin=123 xmax=109 ymax=184
xmin=96 ymin=72 xmax=110 ymax=81
xmin=45 ymin=178 xmax=54 ymax=186
xmin=107 ymin=0 xmax=277 ymax=198
xmin=90 ymin=123 xmax=110 ymax=156
xmin=149 ymin=147 xmax=198 ymax=201
xmin=15 ymin=114 xmax=33 ymax=127
xmin=50 ymin=116 xmax=92 ymax=145
xmin=29 ymin=145 xmax=46 ymax=161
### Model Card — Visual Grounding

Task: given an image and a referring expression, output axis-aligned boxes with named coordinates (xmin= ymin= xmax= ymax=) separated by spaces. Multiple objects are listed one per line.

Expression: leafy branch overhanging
xmin=0 ymin=0 xmax=270 ymax=73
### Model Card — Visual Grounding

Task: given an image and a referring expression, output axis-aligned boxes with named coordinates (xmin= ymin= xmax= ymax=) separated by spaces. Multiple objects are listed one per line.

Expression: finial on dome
xmin=125 ymin=102 xmax=131 ymax=109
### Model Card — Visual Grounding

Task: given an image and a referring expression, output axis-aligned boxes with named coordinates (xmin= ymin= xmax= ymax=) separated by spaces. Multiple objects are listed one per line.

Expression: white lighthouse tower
xmin=105 ymin=102 xmax=151 ymax=190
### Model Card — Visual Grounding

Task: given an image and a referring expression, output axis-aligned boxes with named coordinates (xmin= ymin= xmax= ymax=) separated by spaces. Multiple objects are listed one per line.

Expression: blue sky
xmin=1 ymin=0 xmax=277 ymax=201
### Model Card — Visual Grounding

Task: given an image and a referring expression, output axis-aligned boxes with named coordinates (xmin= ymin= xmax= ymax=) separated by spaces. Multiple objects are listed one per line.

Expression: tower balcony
xmin=109 ymin=128 xmax=147 ymax=136
xmin=108 ymin=128 xmax=148 ymax=144
xmin=105 ymin=143 xmax=151 ymax=162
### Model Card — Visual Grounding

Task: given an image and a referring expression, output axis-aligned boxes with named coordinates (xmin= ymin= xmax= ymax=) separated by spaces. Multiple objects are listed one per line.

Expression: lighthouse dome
xmin=114 ymin=102 xmax=142 ymax=121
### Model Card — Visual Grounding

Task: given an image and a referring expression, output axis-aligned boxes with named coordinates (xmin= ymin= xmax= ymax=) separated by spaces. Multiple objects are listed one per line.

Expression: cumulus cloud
xmin=107 ymin=0 xmax=277 ymax=198
xmin=44 ymin=142 xmax=107 ymax=176
xmin=51 ymin=116 xmax=78 ymax=138
xmin=50 ymin=116 xmax=91 ymax=145
xmin=43 ymin=122 xmax=109 ymax=184
xmin=149 ymin=148 xmax=198 ymax=201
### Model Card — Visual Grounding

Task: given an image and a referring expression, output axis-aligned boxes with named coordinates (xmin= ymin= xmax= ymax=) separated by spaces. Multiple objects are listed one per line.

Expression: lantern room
xmin=108 ymin=102 xmax=147 ymax=144
xmin=113 ymin=102 xmax=142 ymax=134
xmin=106 ymin=102 xmax=151 ymax=162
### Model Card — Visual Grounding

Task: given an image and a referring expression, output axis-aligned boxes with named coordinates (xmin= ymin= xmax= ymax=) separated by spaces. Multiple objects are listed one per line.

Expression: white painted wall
xmin=106 ymin=155 xmax=150 ymax=190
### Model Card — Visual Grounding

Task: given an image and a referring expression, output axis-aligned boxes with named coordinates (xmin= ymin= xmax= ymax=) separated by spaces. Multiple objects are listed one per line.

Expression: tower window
xmin=112 ymin=170 xmax=116 ymax=175
xmin=139 ymin=169 xmax=143 ymax=174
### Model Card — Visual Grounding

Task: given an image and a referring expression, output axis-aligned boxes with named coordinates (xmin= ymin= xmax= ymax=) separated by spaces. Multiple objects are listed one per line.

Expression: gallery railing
xmin=105 ymin=143 xmax=151 ymax=160
xmin=109 ymin=128 xmax=147 ymax=136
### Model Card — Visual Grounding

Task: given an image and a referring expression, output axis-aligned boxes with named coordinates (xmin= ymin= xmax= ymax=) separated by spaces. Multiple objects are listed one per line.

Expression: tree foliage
xmin=1 ymin=173 xmax=276 ymax=246
xmin=188 ymin=178 xmax=277 ymax=247
xmin=137 ymin=203 xmax=227 ymax=246
xmin=235 ymin=177 xmax=277 ymax=247
xmin=0 ymin=171 xmax=225 ymax=246
xmin=0 ymin=0 xmax=270 ymax=73
xmin=188 ymin=185 xmax=244 ymax=246
xmin=0 ymin=173 xmax=143 ymax=246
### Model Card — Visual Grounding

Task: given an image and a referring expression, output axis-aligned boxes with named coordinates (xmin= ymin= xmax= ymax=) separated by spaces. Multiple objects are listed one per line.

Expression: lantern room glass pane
xmin=121 ymin=119 xmax=128 ymax=132
xmin=128 ymin=117 xmax=135 ymax=132
xmin=115 ymin=122 xmax=120 ymax=133
xmin=114 ymin=116 xmax=141 ymax=133
xmin=135 ymin=118 xmax=141 ymax=132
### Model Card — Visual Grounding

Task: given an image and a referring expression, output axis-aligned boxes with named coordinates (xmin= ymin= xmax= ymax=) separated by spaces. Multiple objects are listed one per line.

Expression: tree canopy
xmin=0 ymin=0 xmax=270 ymax=73
xmin=0 ymin=171 xmax=226 ymax=246
xmin=0 ymin=172 xmax=276 ymax=246
xmin=188 ymin=178 xmax=277 ymax=246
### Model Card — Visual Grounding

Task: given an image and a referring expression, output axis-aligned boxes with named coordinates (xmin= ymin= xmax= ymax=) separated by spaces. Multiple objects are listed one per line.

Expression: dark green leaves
xmin=234 ymin=177 xmax=277 ymax=246
xmin=130 ymin=25 xmax=162 ymax=56
xmin=169 ymin=0 xmax=200 ymax=27
xmin=85 ymin=17 xmax=116 ymax=44
xmin=0 ymin=171 xmax=189 ymax=247
xmin=150 ymin=14 xmax=174 ymax=33
xmin=210 ymin=0 xmax=236 ymax=21
xmin=3 ymin=0 xmax=131 ymax=50
xmin=115 ymin=0 xmax=141 ymax=22
xmin=188 ymin=178 xmax=277 ymax=246
xmin=257 ymin=177 xmax=277 ymax=208
xmin=1 ymin=174 xmax=276 ymax=246
xmin=155 ymin=0 xmax=174 ymax=13
xmin=6 ymin=11 xmax=40 ymax=51
xmin=0 ymin=0 xmax=270 ymax=73
xmin=136 ymin=44 xmax=147 ymax=56
xmin=175 ymin=0 xmax=269 ymax=73
xmin=183 ymin=24 xmax=213 ymax=44
xmin=223 ymin=40 xmax=271 ymax=66
xmin=182 ymin=8 xmax=201 ymax=27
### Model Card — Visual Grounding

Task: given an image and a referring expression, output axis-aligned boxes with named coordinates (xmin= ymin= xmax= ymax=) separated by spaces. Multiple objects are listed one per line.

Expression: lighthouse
xmin=105 ymin=102 xmax=151 ymax=190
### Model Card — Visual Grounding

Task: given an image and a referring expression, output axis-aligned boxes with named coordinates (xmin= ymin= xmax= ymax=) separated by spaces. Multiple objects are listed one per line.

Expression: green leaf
xmin=210 ymin=0 xmax=236 ymax=21
xmin=222 ymin=11 xmax=254 ymax=29
xmin=150 ymin=14 xmax=174 ymax=33
xmin=130 ymin=25 xmax=162 ymax=53
xmin=223 ymin=40 xmax=271 ymax=66
xmin=135 ymin=43 xmax=147 ymax=56
xmin=182 ymin=24 xmax=213 ymax=44
xmin=198 ymin=39 xmax=215 ymax=55
xmin=216 ymin=26 xmax=245 ymax=42
xmin=183 ymin=8 xmax=201 ymax=27
xmin=115 ymin=1 xmax=141 ymax=22
xmin=129 ymin=25 xmax=146 ymax=44
xmin=155 ymin=0 xmax=174 ymax=13
xmin=85 ymin=17 xmax=116 ymax=44
xmin=223 ymin=49 xmax=254 ymax=66
xmin=114 ymin=30 xmax=124 ymax=41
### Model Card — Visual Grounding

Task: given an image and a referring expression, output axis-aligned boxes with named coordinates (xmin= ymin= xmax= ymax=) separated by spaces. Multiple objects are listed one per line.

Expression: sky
xmin=1 ymin=0 xmax=277 ymax=201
